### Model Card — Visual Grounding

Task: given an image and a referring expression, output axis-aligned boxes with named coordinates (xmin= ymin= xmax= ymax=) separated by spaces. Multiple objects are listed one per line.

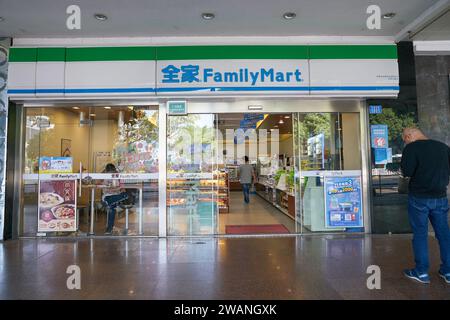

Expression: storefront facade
xmin=4 ymin=42 xmax=400 ymax=238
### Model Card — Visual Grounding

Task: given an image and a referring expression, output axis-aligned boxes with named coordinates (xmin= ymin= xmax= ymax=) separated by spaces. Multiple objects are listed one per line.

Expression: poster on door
xmin=324 ymin=176 xmax=363 ymax=228
xmin=38 ymin=179 xmax=77 ymax=232
xmin=370 ymin=124 xmax=389 ymax=149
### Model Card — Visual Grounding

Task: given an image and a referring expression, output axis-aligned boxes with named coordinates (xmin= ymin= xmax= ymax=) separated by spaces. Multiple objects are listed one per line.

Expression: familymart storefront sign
xmin=7 ymin=45 xmax=399 ymax=98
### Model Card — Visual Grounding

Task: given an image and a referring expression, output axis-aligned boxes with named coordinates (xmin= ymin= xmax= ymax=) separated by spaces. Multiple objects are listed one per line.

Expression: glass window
xmin=294 ymin=112 xmax=363 ymax=233
xmin=20 ymin=106 xmax=159 ymax=236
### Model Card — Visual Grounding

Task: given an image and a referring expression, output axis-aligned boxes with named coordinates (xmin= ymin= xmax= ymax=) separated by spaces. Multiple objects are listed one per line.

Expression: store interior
xmin=215 ymin=113 xmax=296 ymax=234
xmin=21 ymin=105 xmax=362 ymax=237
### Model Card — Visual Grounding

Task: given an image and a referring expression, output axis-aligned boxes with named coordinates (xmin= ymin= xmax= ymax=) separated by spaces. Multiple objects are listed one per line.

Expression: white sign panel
xmin=157 ymin=59 xmax=309 ymax=95
xmin=309 ymin=59 xmax=399 ymax=96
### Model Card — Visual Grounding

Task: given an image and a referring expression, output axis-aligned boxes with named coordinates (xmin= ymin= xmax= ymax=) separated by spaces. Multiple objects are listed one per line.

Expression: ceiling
xmin=0 ymin=0 xmax=446 ymax=39
xmin=411 ymin=9 xmax=450 ymax=40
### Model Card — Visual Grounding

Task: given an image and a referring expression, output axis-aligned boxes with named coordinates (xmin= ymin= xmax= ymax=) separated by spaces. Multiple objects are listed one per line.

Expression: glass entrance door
xmin=167 ymin=114 xmax=218 ymax=235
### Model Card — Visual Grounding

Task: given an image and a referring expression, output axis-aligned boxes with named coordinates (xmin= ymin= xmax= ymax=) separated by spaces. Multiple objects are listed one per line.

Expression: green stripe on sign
xmin=309 ymin=45 xmax=397 ymax=59
xmin=37 ymin=48 xmax=66 ymax=62
xmin=156 ymin=45 xmax=310 ymax=60
xmin=9 ymin=48 xmax=37 ymax=62
xmin=66 ymin=47 xmax=156 ymax=61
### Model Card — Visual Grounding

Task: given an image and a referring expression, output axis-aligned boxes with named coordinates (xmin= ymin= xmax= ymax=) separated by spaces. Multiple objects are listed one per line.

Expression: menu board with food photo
xmin=38 ymin=180 xmax=77 ymax=232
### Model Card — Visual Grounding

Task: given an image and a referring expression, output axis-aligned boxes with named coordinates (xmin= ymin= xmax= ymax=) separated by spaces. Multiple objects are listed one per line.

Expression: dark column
xmin=415 ymin=55 xmax=450 ymax=145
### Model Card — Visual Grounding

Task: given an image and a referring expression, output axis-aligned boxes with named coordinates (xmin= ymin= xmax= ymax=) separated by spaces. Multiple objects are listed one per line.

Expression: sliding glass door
xmin=166 ymin=114 xmax=218 ymax=235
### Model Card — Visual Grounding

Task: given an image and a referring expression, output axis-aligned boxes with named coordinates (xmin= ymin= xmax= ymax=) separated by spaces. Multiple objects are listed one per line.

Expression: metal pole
xmin=139 ymin=187 xmax=143 ymax=235
xmin=89 ymin=187 xmax=95 ymax=235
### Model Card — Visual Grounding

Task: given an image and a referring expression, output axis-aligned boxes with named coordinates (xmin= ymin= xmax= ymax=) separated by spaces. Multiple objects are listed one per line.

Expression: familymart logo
xmin=160 ymin=64 xmax=304 ymax=86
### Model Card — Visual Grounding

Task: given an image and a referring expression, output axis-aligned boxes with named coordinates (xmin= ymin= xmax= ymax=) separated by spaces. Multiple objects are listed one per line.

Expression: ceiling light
xmin=72 ymin=107 xmax=80 ymax=110
xmin=201 ymin=13 xmax=215 ymax=20
xmin=284 ymin=115 xmax=290 ymax=119
xmin=279 ymin=119 xmax=284 ymax=124
xmin=90 ymin=113 xmax=96 ymax=117
xmin=94 ymin=13 xmax=108 ymax=21
xmin=0 ymin=17 xmax=5 ymax=22
xmin=104 ymin=106 xmax=111 ymax=109
xmin=283 ymin=12 xmax=296 ymax=20
xmin=382 ymin=12 xmax=396 ymax=19
xmin=248 ymin=105 xmax=263 ymax=110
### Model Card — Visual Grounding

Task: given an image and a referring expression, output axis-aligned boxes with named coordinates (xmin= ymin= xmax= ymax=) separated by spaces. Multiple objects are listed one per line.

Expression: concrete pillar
xmin=415 ymin=55 xmax=450 ymax=146
xmin=0 ymin=38 xmax=10 ymax=240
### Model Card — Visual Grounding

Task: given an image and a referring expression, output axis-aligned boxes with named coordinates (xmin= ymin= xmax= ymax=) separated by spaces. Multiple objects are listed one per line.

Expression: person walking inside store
xmin=401 ymin=127 xmax=450 ymax=284
xmin=101 ymin=163 xmax=128 ymax=235
xmin=239 ymin=156 xmax=257 ymax=204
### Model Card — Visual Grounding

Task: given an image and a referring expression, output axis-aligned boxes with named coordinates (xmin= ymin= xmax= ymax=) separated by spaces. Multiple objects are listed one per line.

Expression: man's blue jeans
xmin=408 ymin=195 xmax=450 ymax=274
xmin=242 ymin=183 xmax=251 ymax=203
xmin=104 ymin=192 xmax=128 ymax=232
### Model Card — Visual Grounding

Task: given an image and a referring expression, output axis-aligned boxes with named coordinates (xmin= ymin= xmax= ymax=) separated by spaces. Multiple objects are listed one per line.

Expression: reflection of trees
xmin=112 ymin=110 xmax=159 ymax=172
xmin=298 ymin=113 xmax=331 ymax=142
xmin=167 ymin=115 xmax=215 ymax=171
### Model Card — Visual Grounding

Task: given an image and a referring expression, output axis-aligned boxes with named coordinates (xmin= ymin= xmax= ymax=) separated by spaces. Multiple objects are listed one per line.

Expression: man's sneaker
xmin=438 ymin=270 xmax=450 ymax=284
xmin=104 ymin=230 xmax=112 ymax=235
xmin=403 ymin=269 xmax=430 ymax=284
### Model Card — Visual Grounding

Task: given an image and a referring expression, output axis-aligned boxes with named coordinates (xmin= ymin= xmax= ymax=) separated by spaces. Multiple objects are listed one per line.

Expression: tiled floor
xmin=1 ymin=234 xmax=450 ymax=299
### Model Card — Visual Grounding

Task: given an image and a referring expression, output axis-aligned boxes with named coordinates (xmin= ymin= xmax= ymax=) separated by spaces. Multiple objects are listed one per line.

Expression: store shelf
xmin=256 ymin=182 xmax=295 ymax=221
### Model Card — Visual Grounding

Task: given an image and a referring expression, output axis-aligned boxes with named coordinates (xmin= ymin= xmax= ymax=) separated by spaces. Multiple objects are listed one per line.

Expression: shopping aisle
xmin=219 ymin=191 xmax=296 ymax=234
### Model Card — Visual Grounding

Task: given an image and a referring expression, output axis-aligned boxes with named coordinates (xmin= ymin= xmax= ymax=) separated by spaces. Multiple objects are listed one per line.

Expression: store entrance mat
xmin=225 ymin=224 xmax=290 ymax=234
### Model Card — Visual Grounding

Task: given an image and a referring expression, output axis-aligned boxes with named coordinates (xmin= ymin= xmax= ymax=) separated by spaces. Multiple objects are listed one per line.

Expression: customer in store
xmin=101 ymin=163 xmax=128 ymax=235
xmin=239 ymin=156 xmax=257 ymax=204
xmin=401 ymin=127 xmax=450 ymax=284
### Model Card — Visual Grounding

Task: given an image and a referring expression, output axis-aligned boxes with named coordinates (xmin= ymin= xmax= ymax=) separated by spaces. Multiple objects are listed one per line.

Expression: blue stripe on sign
xmin=7 ymin=89 xmax=35 ymax=94
xmin=36 ymin=89 xmax=65 ymax=93
xmin=310 ymin=86 xmax=400 ymax=91
xmin=8 ymin=86 xmax=400 ymax=94
xmin=65 ymin=88 xmax=156 ymax=93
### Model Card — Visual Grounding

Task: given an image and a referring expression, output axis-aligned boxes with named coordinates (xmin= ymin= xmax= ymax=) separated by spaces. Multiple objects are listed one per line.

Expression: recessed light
xmin=90 ymin=113 xmax=96 ymax=117
xmin=279 ymin=119 xmax=284 ymax=124
xmin=201 ymin=13 xmax=215 ymax=20
xmin=72 ymin=107 xmax=80 ymax=110
xmin=283 ymin=12 xmax=296 ymax=20
xmin=382 ymin=12 xmax=396 ymax=19
xmin=104 ymin=106 xmax=111 ymax=109
xmin=94 ymin=13 xmax=108 ymax=21
xmin=284 ymin=115 xmax=290 ymax=119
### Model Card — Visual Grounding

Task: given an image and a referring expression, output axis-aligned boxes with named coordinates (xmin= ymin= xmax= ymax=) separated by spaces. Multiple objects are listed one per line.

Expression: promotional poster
xmin=324 ymin=176 xmax=363 ymax=228
xmin=38 ymin=180 xmax=77 ymax=232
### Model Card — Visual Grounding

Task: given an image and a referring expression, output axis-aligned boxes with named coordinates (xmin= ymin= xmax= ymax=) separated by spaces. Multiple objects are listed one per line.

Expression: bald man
xmin=401 ymin=127 xmax=450 ymax=284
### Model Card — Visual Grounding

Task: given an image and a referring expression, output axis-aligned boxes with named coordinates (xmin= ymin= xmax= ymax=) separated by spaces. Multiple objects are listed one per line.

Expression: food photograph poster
xmin=38 ymin=180 xmax=77 ymax=232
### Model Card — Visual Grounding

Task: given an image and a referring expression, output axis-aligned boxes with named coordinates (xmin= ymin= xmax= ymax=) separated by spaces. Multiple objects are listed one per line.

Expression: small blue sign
xmin=374 ymin=148 xmax=388 ymax=165
xmin=324 ymin=176 xmax=363 ymax=228
xmin=371 ymin=124 xmax=389 ymax=149
xmin=369 ymin=105 xmax=383 ymax=114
